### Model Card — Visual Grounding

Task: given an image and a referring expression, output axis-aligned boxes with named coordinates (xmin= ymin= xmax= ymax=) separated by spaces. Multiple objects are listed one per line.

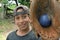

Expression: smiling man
xmin=6 ymin=5 xmax=41 ymax=40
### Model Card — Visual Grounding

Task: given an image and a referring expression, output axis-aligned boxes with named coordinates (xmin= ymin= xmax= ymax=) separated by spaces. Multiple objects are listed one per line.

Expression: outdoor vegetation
xmin=0 ymin=0 xmax=30 ymax=40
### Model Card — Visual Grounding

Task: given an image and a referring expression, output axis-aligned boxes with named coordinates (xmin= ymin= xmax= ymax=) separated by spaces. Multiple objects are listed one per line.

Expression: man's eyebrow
xmin=22 ymin=14 xmax=26 ymax=16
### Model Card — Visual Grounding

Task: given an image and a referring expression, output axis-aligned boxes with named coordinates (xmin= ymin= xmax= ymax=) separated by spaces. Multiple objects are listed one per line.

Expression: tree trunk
xmin=0 ymin=3 xmax=5 ymax=19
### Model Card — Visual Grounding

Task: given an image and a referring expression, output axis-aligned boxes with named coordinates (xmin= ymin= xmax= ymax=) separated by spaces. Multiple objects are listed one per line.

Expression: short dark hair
xmin=13 ymin=5 xmax=29 ymax=16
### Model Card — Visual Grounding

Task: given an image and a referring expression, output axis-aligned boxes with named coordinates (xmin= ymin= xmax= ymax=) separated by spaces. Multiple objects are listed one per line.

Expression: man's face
xmin=14 ymin=9 xmax=31 ymax=30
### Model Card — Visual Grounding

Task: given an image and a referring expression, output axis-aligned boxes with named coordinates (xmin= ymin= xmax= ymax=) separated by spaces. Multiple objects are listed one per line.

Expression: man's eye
xmin=16 ymin=17 xmax=20 ymax=19
xmin=22 ymin=16 xmax=27 ymax=19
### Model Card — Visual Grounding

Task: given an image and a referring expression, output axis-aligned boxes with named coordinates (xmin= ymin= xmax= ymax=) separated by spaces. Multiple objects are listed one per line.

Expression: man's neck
xmin=16 ymin=27 xmax=31 ymax=36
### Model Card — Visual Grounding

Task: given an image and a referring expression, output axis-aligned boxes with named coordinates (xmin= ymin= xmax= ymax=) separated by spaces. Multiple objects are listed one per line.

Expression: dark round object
xmin=38 ymin=13 xmax=52 ymax=28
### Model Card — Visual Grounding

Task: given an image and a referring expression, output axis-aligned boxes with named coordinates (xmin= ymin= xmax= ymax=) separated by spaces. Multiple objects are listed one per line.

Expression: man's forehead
xmin=17 ymin=9 xmax=23 ymax=12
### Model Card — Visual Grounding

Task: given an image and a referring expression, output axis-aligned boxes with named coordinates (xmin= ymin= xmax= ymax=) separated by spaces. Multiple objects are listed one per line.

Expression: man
xmin=6 ymin=5 xmax=41 ymax=40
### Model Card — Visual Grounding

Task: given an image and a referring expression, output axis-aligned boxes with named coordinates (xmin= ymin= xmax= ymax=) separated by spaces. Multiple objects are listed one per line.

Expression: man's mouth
xmin=19 ymin=24 xmax=27 ymax=28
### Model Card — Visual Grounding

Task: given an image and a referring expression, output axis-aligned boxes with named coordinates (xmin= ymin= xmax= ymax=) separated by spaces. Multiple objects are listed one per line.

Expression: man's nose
xmin=19 ymin=18 xmax=24 ymax=23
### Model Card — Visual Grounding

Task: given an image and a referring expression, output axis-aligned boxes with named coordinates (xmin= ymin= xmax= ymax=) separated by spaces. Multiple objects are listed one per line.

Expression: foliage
xmin=18 ymin=0 xmax=30 ymax=7
xmin=8 ymin=4 xmax=16 ymax=10
xmin=1 ymin=0 xmax=8 ymax=4
xmin=0 ymin=7 xmax=2 ymax=12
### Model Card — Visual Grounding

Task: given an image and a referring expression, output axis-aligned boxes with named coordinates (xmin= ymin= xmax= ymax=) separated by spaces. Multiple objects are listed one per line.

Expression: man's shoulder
xmin=28 ymin=30 xmax=35 ymax=36
xmin=26 ymin=30 xmax=37 ymax=38
xmin=7 ymin=30 xmax=16 ymax=38
xmin=27 ymin=30 xmax=42 ymax=40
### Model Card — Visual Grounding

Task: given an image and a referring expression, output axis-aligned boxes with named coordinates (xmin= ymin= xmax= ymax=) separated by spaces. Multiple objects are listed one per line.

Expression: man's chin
xmin=19 ymin=26 xmax=28 ymax=30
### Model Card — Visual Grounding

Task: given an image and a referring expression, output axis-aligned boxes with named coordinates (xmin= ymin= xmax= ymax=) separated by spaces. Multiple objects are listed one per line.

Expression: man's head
xmin=14 ymin=5 xmax=31 ymax=31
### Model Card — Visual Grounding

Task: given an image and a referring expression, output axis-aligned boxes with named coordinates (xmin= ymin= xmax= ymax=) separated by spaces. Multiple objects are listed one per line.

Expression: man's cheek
xmin=27 ymin=18 xmax=32 ymax=23
xmin=15 ymin=21 xmax=19 ymax=25
xmin=24 ymin=19 xmax=29 ymax=22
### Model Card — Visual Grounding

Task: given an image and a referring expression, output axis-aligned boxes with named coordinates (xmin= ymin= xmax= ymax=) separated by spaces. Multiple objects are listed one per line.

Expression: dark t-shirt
xmin=6 ymin=30 xmax=41 ymax=40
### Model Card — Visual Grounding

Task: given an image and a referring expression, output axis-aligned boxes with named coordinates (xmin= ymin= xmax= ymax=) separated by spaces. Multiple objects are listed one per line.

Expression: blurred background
xmin=0 ymin=0 xmax=30 ymax=40
xmin=0 ymin=0 xmax=60 ymax=40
